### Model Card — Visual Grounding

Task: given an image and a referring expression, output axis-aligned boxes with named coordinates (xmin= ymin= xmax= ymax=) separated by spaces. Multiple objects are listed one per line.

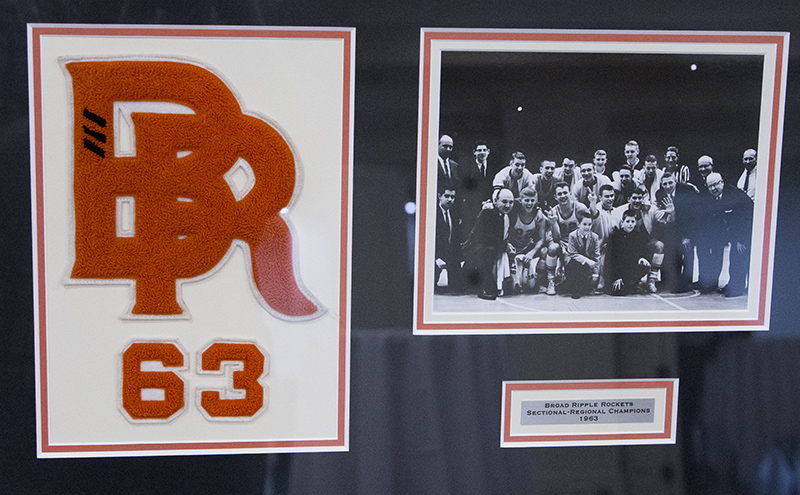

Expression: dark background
xmin=2 ymin=1 xmax=799 ymax=494
xmin=439 ymin=51 xmax=763 ymax=183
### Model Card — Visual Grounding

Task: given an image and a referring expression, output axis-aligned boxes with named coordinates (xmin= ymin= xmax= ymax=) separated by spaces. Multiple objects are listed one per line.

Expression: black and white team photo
xmin=429 ymin=50 xmax=765 ymax=314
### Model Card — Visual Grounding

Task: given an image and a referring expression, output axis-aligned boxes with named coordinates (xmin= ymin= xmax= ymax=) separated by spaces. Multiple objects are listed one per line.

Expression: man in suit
xmin=738 ymin=148 xmax=757 ymax=201
xmin=462 ymin=188 xmax=515 ymax=300
xmin=434 ymin=181 xmax=462 ymax=293
xmin=690 ymin=155 xmax=715 ymax=195
xmin=704 ymin=172 xmax=754 ymax=297
xmin=459 ymin=140 xmax=494 ymax=240
xmin=654 ymin=171 xmax=699 ymax=293
xmin=692 ymin=156 xmax=720 ymax=292
xmin=436 ymin=134 xmax=459 ymax=188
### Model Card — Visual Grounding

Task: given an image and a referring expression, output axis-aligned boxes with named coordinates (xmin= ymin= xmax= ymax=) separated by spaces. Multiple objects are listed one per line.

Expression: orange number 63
xmin=121 ymin=341 xmax=268 ymax=422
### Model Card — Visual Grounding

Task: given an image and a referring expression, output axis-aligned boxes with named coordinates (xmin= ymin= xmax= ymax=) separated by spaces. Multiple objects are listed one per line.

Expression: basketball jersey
xmin=509 ymin=211 xmax=541 ymax=250
xmin=555 ymin=205 xmax=579 ymax=241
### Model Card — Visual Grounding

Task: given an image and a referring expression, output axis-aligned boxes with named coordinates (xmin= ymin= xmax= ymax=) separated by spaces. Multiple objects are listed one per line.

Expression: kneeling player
xmin=547 ymin=181 xmax=596 ymax=295
xmin=606 ymin=209 xmax=652 ymax=295
xmin=507 ymin=187 xmax=547 ymax=292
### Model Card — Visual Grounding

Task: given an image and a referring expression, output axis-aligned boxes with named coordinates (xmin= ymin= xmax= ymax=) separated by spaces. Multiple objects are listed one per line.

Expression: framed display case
xmin=0 ymin=2 xmax=797 ymax=494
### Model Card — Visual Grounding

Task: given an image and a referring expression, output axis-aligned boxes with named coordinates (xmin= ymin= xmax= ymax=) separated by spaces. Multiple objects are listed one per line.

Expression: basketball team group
xmin=434 ymin=136 xmax=757 ymax=300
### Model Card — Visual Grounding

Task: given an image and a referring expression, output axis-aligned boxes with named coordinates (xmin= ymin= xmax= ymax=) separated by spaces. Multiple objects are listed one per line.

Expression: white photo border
xmin=29 ymin=23 xmax=354 ymax=457
xmin=414 ymin=29 xmax=789 ymax=335
xmin=501 ymin=379 xmax=679 ymax=448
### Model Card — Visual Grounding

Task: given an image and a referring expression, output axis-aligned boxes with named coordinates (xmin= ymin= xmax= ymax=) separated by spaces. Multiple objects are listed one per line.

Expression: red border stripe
xmin=31 ymin=26 xmax=51 ymax=450
xmin=416 ymin=34 xmax=433 ymax=329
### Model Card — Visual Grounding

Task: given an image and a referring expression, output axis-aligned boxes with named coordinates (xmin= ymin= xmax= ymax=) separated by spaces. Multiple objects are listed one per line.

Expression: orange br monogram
xmin=66 ymin=60 xmax=321 ymax=319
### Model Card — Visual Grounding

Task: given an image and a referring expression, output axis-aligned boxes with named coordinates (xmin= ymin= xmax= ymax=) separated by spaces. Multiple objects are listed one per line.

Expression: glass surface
xmin=2 ymin=1 xmax=799 ymax=494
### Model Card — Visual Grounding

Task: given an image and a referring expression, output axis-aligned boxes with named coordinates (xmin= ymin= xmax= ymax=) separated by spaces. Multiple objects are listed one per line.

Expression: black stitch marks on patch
xmin=83 ymin=108 xmax=106 ymax=127
xmin=82 ymin=125 xmax=106 ymax=143
xmin=82 ymin=108 xmax=107 ymax=158
xmin=83 ymin=138 xmax=105 ymax=158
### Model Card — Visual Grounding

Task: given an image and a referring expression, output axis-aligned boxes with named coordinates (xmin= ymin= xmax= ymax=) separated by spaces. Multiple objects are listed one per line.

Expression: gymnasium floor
xmin=433 ymin=287 xmax=748 ymax=314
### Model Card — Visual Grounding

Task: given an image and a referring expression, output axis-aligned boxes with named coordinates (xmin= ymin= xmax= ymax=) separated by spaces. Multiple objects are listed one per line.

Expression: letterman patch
xmin=67 ymin=59 xmax=320 ymax=320
xmin=31 ymin=24 xmax=352 ymax=458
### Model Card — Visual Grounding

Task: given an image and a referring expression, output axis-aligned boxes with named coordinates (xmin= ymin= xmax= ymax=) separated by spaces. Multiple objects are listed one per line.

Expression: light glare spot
xmin=404 ymin=202 xmax=416 ymax=215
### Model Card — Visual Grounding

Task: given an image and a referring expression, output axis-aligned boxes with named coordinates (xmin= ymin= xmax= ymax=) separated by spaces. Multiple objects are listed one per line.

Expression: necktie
xmin=445 ymin=210 xmax=452 ymax=243
xmin=481 ymin=164 xmax=486 ymax=177
xmin=743 ymin=172 xmax=749 ymax=193
xmin=445 ymin=159 xmax=451 ymax=179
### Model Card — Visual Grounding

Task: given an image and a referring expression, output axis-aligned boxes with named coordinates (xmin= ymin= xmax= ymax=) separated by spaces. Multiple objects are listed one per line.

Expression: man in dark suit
xmin=654 ymin=171 xmax=699 ymax=292
xmin=737 ymin=148 xmax=757 ymax=201
xmin=459 ymin=140 xmax=494 ymax=241
xmin=436 ymin=134 xmax=459 ymax=189
xmin=691 ymin=155 xmax=720 ymax=292
xmin=704 ymin=172 xmax=754 ymax=297
xmin=690 ymin=155 xmax=715 ymax=196
xmin=434 ymin=181 xmax=462 ymax=293
xmin=462 ymin=188 xmax=515 ymax=300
